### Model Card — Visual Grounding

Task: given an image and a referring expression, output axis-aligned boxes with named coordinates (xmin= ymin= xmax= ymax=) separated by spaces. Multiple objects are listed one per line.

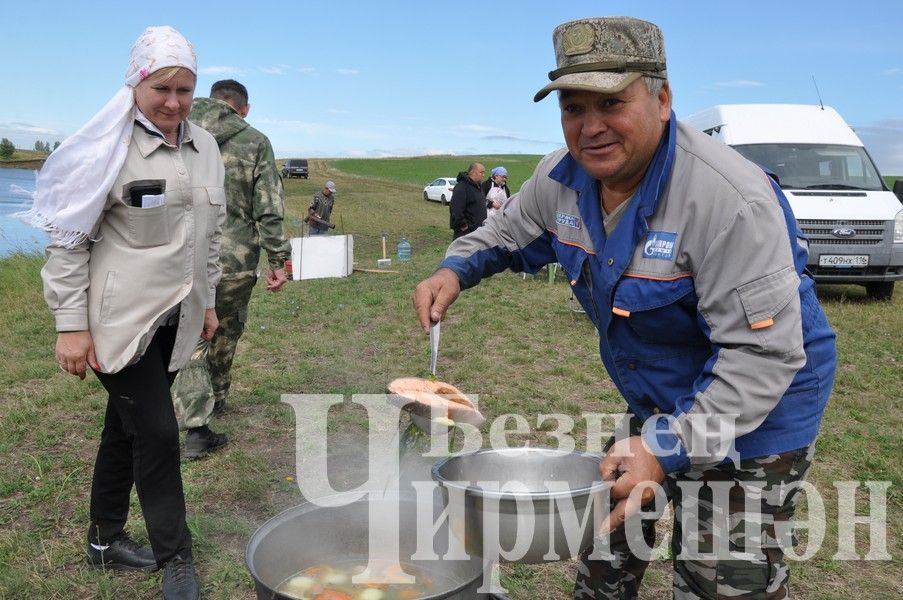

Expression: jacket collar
xmin=133 ymin=113 xmax=199 ymax=158
xmin=548 ymin=111 xmax=677 ymax=254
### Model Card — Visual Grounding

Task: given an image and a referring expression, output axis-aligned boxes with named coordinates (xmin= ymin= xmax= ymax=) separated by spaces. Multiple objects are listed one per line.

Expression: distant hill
xmin=330 ymin=154 xmax=544 ymax=194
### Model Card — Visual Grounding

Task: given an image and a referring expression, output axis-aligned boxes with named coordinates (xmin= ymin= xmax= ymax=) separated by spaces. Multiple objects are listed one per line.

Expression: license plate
xmin=818 ymin=254 xmax=869 ymax=268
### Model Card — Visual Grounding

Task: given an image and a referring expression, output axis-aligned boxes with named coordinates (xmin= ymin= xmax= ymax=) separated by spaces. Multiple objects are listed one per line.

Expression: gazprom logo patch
xmin=643 ymin=231 xmax=677 ymax=260
xmin=556 ymin=211 xmax=581 ymax=229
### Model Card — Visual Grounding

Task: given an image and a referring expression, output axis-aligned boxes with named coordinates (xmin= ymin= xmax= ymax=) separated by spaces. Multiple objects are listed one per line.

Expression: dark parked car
xmin=282 ymin=159 xmax=308 ymax=179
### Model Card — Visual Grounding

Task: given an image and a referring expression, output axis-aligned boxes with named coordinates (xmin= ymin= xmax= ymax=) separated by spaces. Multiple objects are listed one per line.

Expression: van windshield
xmin=732 ymin=143 xmax=885 ymax=191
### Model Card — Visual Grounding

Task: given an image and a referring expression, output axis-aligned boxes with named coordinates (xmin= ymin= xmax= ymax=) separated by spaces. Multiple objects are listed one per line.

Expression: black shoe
xmin=185 ymin=426 xmax=228 ymax=460
xmin=86 ymin=534 xmax=156 ymax=571
xmin=162 ymin=554 xmax=200 ymax=600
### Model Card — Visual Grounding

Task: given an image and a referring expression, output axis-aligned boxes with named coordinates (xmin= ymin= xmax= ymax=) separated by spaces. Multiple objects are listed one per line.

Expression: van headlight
xmin=896 ymin=209 xmax=903 ymax=243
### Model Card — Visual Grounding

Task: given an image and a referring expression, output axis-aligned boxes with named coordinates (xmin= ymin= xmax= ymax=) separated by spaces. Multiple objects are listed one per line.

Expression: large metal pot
xmin=432 ymin=447 xmax=607 ymax=564
xmin=246 ymin=490 xmax=487 ymax=600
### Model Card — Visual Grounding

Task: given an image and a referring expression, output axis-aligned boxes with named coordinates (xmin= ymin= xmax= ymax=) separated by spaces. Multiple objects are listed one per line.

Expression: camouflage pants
xmin=208 ymin=276 xmax=257 ymax=403
xmin=171 ymin=276 xmax=256 ymax=429
xmin=574 ymin=444 xmax=815 ymax=600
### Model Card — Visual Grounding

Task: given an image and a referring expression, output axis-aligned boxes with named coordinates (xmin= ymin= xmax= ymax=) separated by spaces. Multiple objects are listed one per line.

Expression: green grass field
xmin=331 ymin=154 xmax=543 ymax=195
xmin=0 ymin=157 xmax=900 ymax=599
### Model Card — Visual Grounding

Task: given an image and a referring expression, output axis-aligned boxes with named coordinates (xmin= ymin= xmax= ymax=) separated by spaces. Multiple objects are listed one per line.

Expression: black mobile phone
xmin=129 ymin=183 xmax=164 ymax=207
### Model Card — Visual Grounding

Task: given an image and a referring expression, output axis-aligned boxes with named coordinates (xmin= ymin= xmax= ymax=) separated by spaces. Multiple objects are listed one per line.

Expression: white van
xmin=685 ymin=104 xmax=903 ymax=300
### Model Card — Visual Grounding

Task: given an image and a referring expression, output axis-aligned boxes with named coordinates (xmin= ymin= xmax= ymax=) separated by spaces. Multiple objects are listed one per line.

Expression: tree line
xmin=0 ymin=138 xmax=61 ymax=159
xmin=33 ymin=140 xmax=61 ymax=153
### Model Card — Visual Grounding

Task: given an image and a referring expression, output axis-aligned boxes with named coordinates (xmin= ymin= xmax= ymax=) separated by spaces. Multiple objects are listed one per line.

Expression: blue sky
xmin=2 ymin=1 xmax=902 ymax=173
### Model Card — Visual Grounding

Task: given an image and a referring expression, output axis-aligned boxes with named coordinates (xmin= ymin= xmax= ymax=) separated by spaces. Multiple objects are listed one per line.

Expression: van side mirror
xmin=893 ymin=180 xmax=903 ymax=203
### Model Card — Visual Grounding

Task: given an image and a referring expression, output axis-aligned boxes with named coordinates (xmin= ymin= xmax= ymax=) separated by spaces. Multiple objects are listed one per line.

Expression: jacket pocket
xmin=736 ymin=266 xmax=798 ymax=327
xmin=205 ymin=186 xmax=226 ymax=236
xmin=612 ymin=276 xmax=707 ymax=347
xmin=99 ymin=271 xmax=116 ymax=324
xmin=126 ymin=203 xmax=170 ymax=247
xmin=735 ymin=266 xmax=802 ymax=356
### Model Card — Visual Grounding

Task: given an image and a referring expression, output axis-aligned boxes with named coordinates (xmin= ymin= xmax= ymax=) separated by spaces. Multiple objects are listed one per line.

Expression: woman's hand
xmin=56 ymin=331 xmax=98 ymax=380
xmin=201 ymin=308 xmax=219 ymax=341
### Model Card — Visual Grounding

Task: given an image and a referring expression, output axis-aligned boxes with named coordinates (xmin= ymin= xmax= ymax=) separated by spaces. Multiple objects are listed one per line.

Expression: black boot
xmin=185 ymin=425 xmax=228 ymax=459
xmin=86 ymin=532 xmax=156 ymax=571
xmin=162 ymin=554 xmax=200 ymax=600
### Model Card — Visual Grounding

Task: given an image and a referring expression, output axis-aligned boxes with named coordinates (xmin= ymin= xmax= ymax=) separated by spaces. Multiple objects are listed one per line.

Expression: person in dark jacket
xmin=481 ymin=166 xmax=511 ymax=218
xmin=448 ymin=162 xmax=486 ymax=239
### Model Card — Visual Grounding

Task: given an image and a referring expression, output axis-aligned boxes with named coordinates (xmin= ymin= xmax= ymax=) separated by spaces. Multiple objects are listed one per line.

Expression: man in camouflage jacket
xmin=173 ymin=79 xmax=291 ymax=458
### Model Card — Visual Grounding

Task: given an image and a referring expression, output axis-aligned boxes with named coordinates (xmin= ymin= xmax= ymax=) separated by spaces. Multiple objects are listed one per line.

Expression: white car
xmin=423 ymin=177 xmax=457 ymax=205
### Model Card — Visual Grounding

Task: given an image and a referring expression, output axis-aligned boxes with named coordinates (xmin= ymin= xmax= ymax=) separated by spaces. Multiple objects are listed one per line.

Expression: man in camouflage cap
xmin=172 ymin=79 xmax=291 ymax=458
xmin=414 ymin=16 xmax=836 ymax=599
xmin=307 ymin=180 xmax=337 ymax=234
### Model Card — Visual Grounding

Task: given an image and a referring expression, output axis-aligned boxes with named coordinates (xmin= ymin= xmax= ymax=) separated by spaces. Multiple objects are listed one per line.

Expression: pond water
xmin=0 ymin=167 xmax=46 ymax=257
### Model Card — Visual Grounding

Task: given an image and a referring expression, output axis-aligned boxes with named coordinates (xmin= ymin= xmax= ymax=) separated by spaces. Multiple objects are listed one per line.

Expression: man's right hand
xmin=413 ymin=268 xmax=461 ymax=332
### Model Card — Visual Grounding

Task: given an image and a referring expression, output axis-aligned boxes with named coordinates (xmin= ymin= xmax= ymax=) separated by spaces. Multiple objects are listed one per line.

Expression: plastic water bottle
xmin=397 ymin=237 xmax=412 ymax=262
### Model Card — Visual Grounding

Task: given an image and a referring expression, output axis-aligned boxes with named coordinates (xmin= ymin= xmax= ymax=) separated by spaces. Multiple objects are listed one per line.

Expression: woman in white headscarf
xmin=481 ymin=166 xmax=511 ymax=218
xmin=21 ymin=26 xmax=224 ymax=600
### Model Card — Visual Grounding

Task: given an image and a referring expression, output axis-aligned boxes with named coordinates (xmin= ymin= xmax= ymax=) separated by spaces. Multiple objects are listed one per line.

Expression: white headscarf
xmin=17 ymin=26 xmax=197 ymax=248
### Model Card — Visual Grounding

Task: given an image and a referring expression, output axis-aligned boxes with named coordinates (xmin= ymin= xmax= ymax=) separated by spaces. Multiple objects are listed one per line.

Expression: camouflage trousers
xmin=574 ymin=444 xmax=816 ymax=600
xmin=171 ymin=275 xmax=256 ymax=430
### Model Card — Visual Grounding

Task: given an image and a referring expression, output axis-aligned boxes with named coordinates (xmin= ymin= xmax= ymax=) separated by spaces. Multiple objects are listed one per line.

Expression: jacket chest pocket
xmin=611 ymin=276 xmax=708 ymax=347
xmin=121 ymin=179 xmax=170 ymax=248
xmin=127 ymin=203 xmax=170 ymax=247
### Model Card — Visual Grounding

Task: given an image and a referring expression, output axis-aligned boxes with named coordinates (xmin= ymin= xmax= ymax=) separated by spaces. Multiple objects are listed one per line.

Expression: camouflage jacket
xmin=189 ymin=97 xmax=290 ymax=279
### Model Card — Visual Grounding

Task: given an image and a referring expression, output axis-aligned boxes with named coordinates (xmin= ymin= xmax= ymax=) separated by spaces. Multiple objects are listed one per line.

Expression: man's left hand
xmin=266 ymin=268 xmax=287 ymax=292
xmin=598 ymin=435 xmax=666 ymax=535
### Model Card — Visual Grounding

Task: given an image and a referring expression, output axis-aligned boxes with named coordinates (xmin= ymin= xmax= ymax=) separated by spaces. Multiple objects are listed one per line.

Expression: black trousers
xmin=89 ymin=324 xmax=191 ymax=566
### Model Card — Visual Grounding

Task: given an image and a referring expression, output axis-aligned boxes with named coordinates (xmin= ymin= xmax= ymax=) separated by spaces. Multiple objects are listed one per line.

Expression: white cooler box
xmin=289 ymin=235 xmax=354 ymax=280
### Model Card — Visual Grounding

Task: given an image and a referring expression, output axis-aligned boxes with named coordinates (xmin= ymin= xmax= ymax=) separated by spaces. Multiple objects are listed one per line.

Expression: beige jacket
xmin=41 ymin=121 xmax=226 ymax=374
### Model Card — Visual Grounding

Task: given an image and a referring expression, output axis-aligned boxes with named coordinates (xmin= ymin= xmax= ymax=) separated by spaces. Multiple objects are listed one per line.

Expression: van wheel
xmin=423 ymin=191 xmax=429 ymax=201
xmin=441 ymin=194 xmax=448 ymax=205
xmin=865 ymin=281 xmax=894 ymax=301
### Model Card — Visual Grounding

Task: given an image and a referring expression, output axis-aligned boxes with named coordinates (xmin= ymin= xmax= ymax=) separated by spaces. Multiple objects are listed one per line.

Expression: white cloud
xmin=0 ymin=122 xmax=59 ymax=136
xmin=714 ymin=80 xmax=766 ymax=88
xmin=259 ymin=65 xmax=289 ymax=76
xmin=297 ymin=67 xmax=316 ymax=74
xmin=336 ymin=68 xmax=360 ymax=76
xmin=200 ymin=66 xmax=244 ymax=75
xmin=483 ymin=134 xmax=563 ymax=147
xmin=454 ymin=124 xmax=505 ymax=135
xmin=881 ymin=68 xmax=903 ymax=77
xmin=0 ymin=122 xmax=65 ymax=151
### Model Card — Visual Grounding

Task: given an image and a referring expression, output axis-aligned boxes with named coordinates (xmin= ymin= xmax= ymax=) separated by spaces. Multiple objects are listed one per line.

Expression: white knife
xmin=429 ymin=320 xmax=440 ymax=376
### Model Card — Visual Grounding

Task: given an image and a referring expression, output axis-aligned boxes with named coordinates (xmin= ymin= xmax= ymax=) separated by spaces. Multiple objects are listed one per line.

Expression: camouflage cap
xmin=534 ymin=16 xmax=667 ymax=102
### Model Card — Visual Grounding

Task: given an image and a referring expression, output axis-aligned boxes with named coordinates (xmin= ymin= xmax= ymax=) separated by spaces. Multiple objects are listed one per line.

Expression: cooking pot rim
xmin=431 ymin=447 xmax=609 ymax=500
xmin=245 ymin=490 xmax=485 ymax=598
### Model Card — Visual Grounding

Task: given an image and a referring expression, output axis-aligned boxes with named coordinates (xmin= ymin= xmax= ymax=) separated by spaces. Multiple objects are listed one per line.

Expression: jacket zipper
xmin=581 ymin=260 xmax=602 ymax=324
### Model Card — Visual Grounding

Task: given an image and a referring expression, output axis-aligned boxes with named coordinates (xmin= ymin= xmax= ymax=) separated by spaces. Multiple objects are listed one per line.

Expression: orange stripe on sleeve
xmin=612 ymin=307 xmax=631 ymax=317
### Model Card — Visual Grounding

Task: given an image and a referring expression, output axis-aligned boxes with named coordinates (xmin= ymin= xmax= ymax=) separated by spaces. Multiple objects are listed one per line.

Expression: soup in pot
xmin=276 ymin=556 xmax=458 ymax=600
